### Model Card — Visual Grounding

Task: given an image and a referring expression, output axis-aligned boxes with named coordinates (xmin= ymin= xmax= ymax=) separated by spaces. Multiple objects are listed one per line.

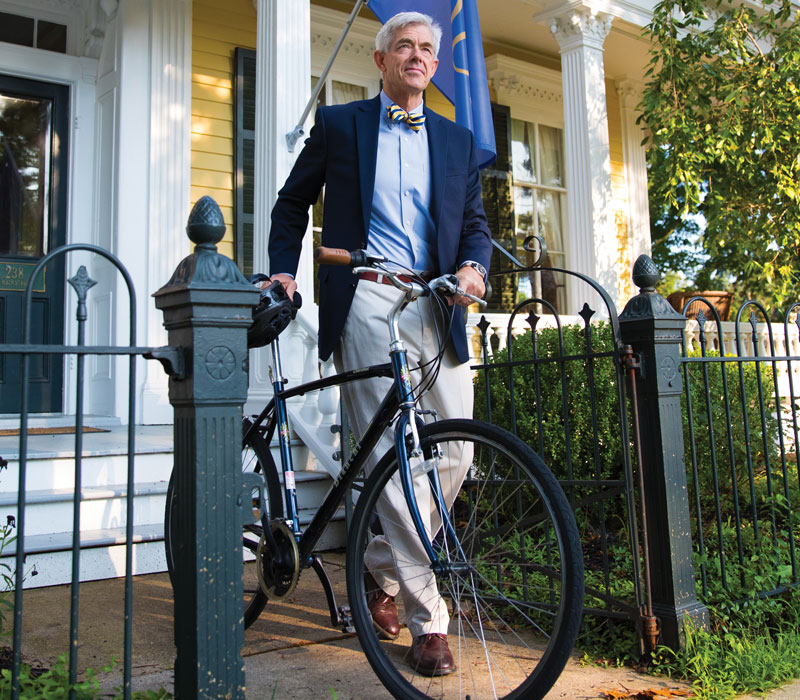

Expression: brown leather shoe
xmin=410 ymin=633 xmax=456 ymax=676
xmin=365 ymin=572 xmax=400 ymax=640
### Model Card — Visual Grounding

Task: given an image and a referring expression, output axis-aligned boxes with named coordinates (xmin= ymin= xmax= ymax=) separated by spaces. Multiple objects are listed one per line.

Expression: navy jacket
xmin=268 ymin=95 xmax=492 ymax=363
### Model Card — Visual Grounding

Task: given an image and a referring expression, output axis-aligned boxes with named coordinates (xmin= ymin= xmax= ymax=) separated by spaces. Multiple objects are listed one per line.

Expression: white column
xmin=249 ymin=0 xmax=312 ymax=409
xmin=137 ymin=0 xmax=193 ymax=423
xmin=617 ymin=79 xmax=652 ymax=263
xmin=549 ymin=8 xmax=616 ymax=311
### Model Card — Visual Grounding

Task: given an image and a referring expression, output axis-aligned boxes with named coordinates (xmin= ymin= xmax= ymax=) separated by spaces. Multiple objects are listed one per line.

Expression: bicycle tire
xmin=346 ymin=419 xmax=584 ymax=700
xmin=164 ymin=418 xmax=282 ymax=628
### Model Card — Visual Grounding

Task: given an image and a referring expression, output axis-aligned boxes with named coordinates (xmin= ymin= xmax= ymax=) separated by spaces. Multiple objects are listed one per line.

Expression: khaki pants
xmin=334 ymin=280 xmax=473 ymax=637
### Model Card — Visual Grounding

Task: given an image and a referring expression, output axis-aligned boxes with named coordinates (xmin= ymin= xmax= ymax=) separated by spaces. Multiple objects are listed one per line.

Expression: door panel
xmin=0 ymin=74 xmax=68 ymax=413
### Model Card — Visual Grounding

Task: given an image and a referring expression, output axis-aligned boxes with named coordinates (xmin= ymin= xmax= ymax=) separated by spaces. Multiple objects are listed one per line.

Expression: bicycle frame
xmin=248 ymin=281 xmax=458 ymax=571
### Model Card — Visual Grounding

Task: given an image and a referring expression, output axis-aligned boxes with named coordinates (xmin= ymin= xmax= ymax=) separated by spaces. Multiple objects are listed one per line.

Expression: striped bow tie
xmin=387 ymin=104 xmax=426 ymax=131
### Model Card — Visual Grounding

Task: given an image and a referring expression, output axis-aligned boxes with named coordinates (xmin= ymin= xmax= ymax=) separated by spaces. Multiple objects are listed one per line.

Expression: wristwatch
xmin=459 ymin=260 xmax=487 ymax=281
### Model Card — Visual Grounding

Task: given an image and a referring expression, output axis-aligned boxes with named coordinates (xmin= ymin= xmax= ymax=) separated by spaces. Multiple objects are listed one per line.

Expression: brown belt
xmin=359 ymin=270 xmax=433 ymax=286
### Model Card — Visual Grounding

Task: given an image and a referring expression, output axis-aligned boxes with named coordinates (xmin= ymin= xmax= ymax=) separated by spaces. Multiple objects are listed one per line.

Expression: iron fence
xmin=679 ymin=298 xmax=800 ymax=606
xmin=471 ymin=244 xmax=655 ymax=650
xmin=1 ymin=243 xmax=147 ymax=699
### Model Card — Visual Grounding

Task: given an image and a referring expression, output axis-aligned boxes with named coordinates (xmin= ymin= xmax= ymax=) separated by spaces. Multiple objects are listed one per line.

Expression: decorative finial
xmin=186 ymin=196 xmax=226 ymax=247
xmin=632 ymin=255 xmax=660 ymax=292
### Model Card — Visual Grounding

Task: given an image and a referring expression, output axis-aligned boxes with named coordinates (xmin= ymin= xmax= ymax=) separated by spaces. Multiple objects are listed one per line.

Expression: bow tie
xmin=387 ymin=104 xmax=426 ymax=131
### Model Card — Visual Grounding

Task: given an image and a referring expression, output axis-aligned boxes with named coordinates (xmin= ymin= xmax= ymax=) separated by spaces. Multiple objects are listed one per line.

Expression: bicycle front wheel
xmin=346 ymin=419 xmax=584 ymax=700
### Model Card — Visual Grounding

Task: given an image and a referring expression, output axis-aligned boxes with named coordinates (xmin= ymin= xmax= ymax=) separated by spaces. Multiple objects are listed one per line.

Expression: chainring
xmin=256 ymin=519 xmax=300 ymax=601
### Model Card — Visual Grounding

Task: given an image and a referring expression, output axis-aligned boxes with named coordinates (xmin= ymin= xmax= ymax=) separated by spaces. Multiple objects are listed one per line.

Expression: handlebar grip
xmin=314 ymin=247 xmax=354 ymax=266
xmin=314 ymin=247 xmax=371 ymax=267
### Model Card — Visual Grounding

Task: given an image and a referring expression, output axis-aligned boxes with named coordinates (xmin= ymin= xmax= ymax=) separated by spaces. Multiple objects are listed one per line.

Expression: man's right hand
xmin=263 ymin=273 xmax=298 ymax=301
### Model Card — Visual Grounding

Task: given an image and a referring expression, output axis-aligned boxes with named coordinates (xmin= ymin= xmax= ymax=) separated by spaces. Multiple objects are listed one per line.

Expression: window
xmin=0 ymin=12 xmax=67 ymax=53
xmin=481 ymin=104 xmax=567 ymax=315
xmin=510 ymin=119 xmax=567 ymax=314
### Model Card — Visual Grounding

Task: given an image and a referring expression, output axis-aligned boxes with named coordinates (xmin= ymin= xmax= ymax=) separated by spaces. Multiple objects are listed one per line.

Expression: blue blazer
xmin=269 ymin=95 xmax=492 ymax=363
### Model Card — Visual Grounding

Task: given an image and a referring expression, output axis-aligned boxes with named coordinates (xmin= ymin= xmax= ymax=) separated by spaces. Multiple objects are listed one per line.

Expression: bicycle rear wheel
xmin=164 ymin=418 xmax=280 ymax=628
xmin=346 ymin=419 xmax=584 ymax=700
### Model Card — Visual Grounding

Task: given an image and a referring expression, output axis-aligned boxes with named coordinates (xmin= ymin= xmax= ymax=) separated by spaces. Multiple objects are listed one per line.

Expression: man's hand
xmin=452 ymin=265 xmax=485 ymax=307
xmin=263 ymin=273 xmax=298 ymax=301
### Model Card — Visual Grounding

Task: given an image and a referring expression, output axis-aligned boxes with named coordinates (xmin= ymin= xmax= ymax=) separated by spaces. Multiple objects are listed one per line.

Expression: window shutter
xmin=234 ymin=48 xmax=256 ymax=278
xmin=481 ymin=102 xmax=516 ymax=312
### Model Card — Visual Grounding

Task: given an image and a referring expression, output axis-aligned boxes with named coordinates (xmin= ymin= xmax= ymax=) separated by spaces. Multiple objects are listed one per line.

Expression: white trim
xmin=485 ymin=54 xmax=563 ymax=128
xmin=526 ymin=0 xmax=655 ymax=30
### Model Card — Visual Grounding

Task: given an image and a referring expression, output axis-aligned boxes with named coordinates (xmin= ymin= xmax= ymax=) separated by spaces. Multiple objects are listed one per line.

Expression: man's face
xmin=374 ymin=23 xmax=439 ymax=101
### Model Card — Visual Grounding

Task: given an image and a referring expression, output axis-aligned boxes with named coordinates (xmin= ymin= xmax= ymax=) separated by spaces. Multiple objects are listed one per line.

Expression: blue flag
xmin=368 ymin=0 xmax=497 ymax=169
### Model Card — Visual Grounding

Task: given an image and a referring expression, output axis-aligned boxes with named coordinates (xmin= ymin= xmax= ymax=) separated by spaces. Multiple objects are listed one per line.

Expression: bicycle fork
xmin=387 ymin=296 xmax=468 ymax=575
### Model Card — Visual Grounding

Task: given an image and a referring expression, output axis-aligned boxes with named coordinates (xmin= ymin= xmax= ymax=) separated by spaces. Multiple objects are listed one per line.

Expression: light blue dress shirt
xmin=366 ymin=91 xmax=437 ymax=273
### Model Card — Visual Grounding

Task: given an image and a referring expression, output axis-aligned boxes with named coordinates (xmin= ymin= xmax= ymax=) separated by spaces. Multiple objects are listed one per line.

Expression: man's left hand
xmin=452 ymin=265 xmax=486 ymax=307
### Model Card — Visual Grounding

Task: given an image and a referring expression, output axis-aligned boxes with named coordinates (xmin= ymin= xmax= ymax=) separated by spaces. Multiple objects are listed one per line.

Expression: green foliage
xmin=0 ymin=655 xmax=172 ymax=699
xmin=642 ymin=0 xmax=800 ymax=309
xmin=474 ymin=320 xmax=623 ymax=483
xmin=651 ymin=591 xmax=800 ymax=700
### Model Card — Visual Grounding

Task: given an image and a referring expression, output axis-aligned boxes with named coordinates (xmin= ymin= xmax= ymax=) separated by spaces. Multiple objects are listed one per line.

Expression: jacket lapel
xmin=356 ymin=96 xmax=381 ymax=242
xmin=424 ymin=107 xmax=448 ymax=232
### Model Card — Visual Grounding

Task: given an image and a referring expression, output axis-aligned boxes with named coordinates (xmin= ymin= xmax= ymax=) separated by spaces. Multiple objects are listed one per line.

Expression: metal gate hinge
xmin=144 ymin=345 xmax=186 ymax=380
xmin=622 ymin=347 xmax=645 ymax=378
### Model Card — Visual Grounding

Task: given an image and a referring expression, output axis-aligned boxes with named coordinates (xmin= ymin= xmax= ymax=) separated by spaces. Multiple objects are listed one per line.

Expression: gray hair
xmin=375 ymin=12 xmax=442 ymax=58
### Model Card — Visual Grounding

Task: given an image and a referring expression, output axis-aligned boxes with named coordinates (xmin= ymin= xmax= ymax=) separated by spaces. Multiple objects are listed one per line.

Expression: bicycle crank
xmin=256 ymin=520 xmax=300 ymax=601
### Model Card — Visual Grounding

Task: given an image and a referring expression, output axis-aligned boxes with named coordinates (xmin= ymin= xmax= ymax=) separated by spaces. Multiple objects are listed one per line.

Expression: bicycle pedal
xmin=337 ymin=605 xmax=355 ymax=634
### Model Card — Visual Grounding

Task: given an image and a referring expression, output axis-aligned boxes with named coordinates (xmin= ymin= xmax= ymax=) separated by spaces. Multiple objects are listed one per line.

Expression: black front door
xmin=0 ymin=75 xmax=69 ymax=413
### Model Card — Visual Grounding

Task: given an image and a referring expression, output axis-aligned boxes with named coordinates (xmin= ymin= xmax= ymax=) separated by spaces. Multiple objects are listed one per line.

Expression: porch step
xmin=0 ymin=482 xmax=168 ymax=537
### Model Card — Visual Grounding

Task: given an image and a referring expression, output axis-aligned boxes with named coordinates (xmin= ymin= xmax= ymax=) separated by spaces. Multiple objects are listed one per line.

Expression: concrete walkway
xmin=10 ymin=553 xmax=800 ymax=699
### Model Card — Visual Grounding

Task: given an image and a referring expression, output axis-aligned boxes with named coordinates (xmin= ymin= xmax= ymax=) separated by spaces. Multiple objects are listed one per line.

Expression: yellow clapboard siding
xmin=193 ymin=52 xmax=234 ymax=78
xmin=192 ymin=97 xmax=232 ymax=122
xmin=192 ymin=79 xmax=232 ymax=103
xmin=191 ymin=185 xmax=233 ymax=208
xmin=194 ymin=22 xmax=257 ymax=47
xmin=193 ymin=1 xmax=254 ymax=26
xmin=192 ymin=115 xmax=233 ymax=139
xmin=192 ymin=151 xmax=233 ymax=172
xmin=192 ymin=167 xmax=233 ymax=190
xmin=217 ymin=240 xmax=235 ymax=259
xmin=191 ymin=132 xmax=232 ymax=155
xmin=193 ymin=35 xmax=249 ymax=60
xmin=192 ymin=61 xmax=233 ymax=90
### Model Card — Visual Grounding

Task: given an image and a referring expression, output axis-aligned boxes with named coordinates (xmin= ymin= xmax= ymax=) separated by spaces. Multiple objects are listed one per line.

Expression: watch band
xmin=459 ymin=260 xmax=487 ymax=280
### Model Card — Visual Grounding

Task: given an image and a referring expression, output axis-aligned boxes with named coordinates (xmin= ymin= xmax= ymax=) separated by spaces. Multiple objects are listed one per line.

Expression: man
xmin=268 ymin=11 xmax=492 ymax=676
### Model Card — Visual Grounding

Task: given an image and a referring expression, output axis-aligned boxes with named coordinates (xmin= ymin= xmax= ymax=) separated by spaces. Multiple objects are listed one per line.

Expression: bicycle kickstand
xmin=310 ymin=554 xmax=355 ymax=634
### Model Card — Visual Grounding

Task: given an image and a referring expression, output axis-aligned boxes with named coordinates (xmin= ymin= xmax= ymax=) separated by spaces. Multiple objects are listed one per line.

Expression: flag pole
xmin=286 ymin=0 xmax=368 ymax=152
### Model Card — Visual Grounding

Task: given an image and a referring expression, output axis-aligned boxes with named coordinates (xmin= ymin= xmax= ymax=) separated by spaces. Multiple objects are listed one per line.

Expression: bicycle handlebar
xmin=314 ymin=247 xmax=486 ymax=307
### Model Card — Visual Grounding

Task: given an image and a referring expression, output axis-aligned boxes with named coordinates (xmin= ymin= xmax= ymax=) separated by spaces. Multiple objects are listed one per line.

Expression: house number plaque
xmin=0 ymin=262 xmax=46 ymax=292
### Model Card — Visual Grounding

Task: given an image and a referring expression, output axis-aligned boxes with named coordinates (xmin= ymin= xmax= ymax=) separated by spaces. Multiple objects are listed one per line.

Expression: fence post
xmin=153 ymin=196 xmax=260 ymax=698
xmin=619 ymin=254 xmax=709 ymax=649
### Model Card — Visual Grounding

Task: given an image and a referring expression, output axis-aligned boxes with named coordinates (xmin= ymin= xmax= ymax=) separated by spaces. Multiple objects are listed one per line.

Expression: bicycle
xmin=165 ymin=247 xmax=585 ymax=700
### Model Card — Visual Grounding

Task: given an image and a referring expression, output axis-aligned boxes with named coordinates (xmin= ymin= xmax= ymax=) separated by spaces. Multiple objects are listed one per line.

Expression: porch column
xmin=251 ymin=0 xmax=311 ymax=407
xmin=617 ymin=79 xmax=652 ymax=263
xmin=140 ymin=0 xmax=193 ymax=423
xmin=548 ymin=7 xmax=616 ymax=310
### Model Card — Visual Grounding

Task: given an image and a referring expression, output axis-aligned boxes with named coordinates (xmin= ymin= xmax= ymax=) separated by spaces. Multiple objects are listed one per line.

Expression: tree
xmin=641 ymin=0 xmax=800 ymax=311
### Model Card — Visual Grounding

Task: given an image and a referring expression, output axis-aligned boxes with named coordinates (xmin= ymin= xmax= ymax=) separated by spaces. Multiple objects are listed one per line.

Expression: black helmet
xmin=247 ymin=276 xmax=299 ymax=348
